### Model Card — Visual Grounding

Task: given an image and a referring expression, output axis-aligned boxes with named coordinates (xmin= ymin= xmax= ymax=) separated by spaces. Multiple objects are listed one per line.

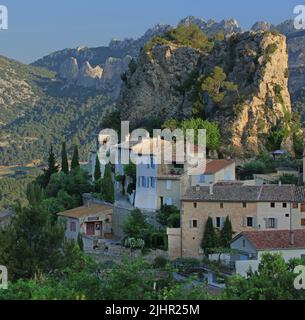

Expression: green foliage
xmin=266 ymin=125 xmax=289 ymax=151
xmin=61 ymin=141 xmax=69 ymax=175
xmin=201 ymin=217 xmax=217 ymax=255
xmin=123 ymin=209 xmax=166 ymax=249
xmin=71 ymin=145 xmax=80 ymax=171
xmin=154 ymin=256 xmax=168 ymax=269
xmin=100 ymin=163 xmax=114 ymax=203
xmin=265 ymin=43 xmax=278 ymax=62
xmin=280 ymin=174 xmax=298 ymax=185
xmin=201 ymin=66 xmax=238 ymax=104
xmin=219 ymin=217 xmax=233 ymax=248
xmin=40 ymin=145 xmax=59 ymax=188
xmin=145 ymin=24 xmax=214 ymax=54
xmin=0 ymin=205 xmax=65 ymax=280
xmin=124 ymin=163 xmax=136 ymax=181
xmin=94 ymin=154 xmax=101 ymax=181
xmin=224 ymin=253 xmax=305 ymax=300
xmin=156 ymin=205 xmax=180 ymax=228
xmin=180 ymin=118 xmax=221 ymax=151
xmin=124 ymin=237 xmax=145 ymax=251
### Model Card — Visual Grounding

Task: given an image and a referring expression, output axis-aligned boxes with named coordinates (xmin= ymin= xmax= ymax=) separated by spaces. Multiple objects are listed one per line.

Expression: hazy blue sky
xmin=0 ymin=0 xmax=301 ymax=63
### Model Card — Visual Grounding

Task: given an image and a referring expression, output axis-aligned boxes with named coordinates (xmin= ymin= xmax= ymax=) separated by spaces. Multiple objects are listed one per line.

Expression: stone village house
xmin=167 ymin=183 xmax=305 ymax=259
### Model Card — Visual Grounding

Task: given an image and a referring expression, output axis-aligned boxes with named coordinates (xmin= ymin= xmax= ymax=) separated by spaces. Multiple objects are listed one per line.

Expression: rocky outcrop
xmin=179 ymin=16 xmax=241 ymax=36
xmin=118 ymin=31 xmax=294 ymax=156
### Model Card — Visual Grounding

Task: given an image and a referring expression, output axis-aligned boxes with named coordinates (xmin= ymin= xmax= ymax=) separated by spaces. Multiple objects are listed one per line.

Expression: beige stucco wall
xmin=180 ymin=201 xmax=258 ymax=258
xmin=157 ymin=174 xmax=191 ymax=210
xmin=167 ymin=228 xmax=182 ymax=260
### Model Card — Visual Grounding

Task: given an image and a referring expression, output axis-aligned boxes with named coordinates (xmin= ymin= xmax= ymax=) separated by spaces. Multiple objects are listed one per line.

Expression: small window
xmin=247 ymin=217 xmax=253 ymax=227
xmin=243 ymin=202 xmax=247 ymax=208
xmin=301 ymin=204 xmax=305 ymax=212
xmin=270 ymin=203 xmax=275 ymax=208
xmin=301 ymin=219 xmax=305 ymax=226
xmin=216 ymin=217 xmax=221 ymax=229
xmin=293 ymin=203 xmax=299 ymax=209
xmin=70 ymin=221 xmax=76 ymax=232
xmin=267 ymin=218 xmax=276 ymax=229
xmin=193 ymin=203 xmax=197 ymax=209
xmin=189 ymin=220 xmax=198 ymax=229
xmin=283 ymin=203 xmax=287 ymax=208
xmin=199 ymin=175 xmax=206 ymax=183
xmin=220 ymin=203 xmax=224 ymax=209
xmin=285 ymin=214 xmax=290 ymax=218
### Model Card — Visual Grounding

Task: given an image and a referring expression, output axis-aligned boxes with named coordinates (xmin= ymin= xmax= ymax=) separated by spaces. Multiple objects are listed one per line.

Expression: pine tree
xmin=71 ymin=145 xmax=80 ymax=171
xmin=220 ymin=216 xmax=233 ymax=248
xmin=100 ymin=163 xmax=114 ymax=203
xmin=41 ymin=145 xmax=59 ymax=188
xmin=94 ymin=154 xmax=101 ymax=181
xmin=201 ymin=217 xmax=217 ymax=255
xmin=61 ymin=141 xmax=69 ymax=174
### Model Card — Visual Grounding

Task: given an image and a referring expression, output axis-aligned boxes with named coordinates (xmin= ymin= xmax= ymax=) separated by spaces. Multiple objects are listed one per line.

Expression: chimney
xmin=209 ymin=183 xmax=214 ymax=195
xmin=195 ymin=185 xmax=200 ymax=192
xmin=290 ymin=231 xmax=295 ymax=246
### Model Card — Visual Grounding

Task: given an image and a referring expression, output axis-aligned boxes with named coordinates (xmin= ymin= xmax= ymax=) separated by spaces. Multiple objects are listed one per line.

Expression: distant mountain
xmin=1 ymin=16 xmax=305 ymax=164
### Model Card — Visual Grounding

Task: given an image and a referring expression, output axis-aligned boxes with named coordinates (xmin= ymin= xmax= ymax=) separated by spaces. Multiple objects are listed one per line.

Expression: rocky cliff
xmin=118 ymin=31 xmax=294 ymax=156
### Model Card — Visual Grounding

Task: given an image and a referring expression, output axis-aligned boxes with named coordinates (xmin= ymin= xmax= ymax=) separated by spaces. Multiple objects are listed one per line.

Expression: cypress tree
xmin=94 ymin=154 xmax=101 ymax=181
xmin=71 ymin=145 xmax=80 ymax=171
xmin=101 ymin=163 xmax=114 ymax=203
xmin=201 ymin=217 xmax=217 ymax=255
xmin=42 ymin=145 xmax=59 ymax=188
xmin=220 ymin=216 xmax=233 ymax=248
xmin=61 ymin=141 xmax=69 ymax=174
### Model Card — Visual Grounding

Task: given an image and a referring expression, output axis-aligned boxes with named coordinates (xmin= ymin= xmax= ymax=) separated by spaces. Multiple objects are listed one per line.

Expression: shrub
xmin=154 ymin=256 xmax=168 ymax=269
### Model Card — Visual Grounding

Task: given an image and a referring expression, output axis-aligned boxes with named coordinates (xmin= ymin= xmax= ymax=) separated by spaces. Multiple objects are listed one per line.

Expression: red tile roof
xmin=240 ymin=230 xmax=305 ymax=250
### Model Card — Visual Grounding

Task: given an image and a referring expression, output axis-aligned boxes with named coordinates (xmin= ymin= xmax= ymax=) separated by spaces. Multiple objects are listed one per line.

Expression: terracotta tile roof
xmin=189 ymin=159 xmax=235 ymax=175
xmin=182 ymin=185 xmax=305 ymax=203
xmin=57 ymin=204 xmax=113 ymax=219
xmin=239 ymin=230 xmax=305 ymax=250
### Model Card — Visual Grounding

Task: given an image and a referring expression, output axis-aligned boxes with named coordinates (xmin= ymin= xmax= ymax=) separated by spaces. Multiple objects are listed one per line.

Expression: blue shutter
xmin=221 ymin=217 xmax=225 ymax=229
xmin=253 ymin=217 xmax=257 ymax=228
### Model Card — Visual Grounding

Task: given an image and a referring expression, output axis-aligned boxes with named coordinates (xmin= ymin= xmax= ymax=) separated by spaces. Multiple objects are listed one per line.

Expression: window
xmin=220 ymin=203 xmax=224 ymax=209
xmin=189 ymin=220 xmax=198 ymax=229
xmin=301 ymin=204 xmax=305 ymax=212
xmin=301 ymin=219 xmax=305 ymax=226
xmin=166 ymin=180 xmax=172 ymax=190
xmin=199 ymin=175 xmax=206 ymax=183
xmin=293 ymin=203 xmax=299 ymax=209
xmin=247 ymin=217 xmax=253 ymax=227
xmin=242 ymin=202 xmax=247 ymax=208
xmin=70 ymin=221 xmax=76 ymax=232
xmin=141 ymin=176 xmax=145 ymax=187
xmin=193 ymin=203 xmax=197 ymax=208
xmin=285 ymin=214 xmax=290 ymax=218
xmin=266 ymin=218 xmax=277 ymax=229
xmin=216 ymin=217 xmax=221 ymax=229
xmin=283 ymin=203 xmax=287 ymax=208
xmin=270 ymin=203 xmax=275 ymax=208
xmin=150 ymin=177 xmax=156 ymax=188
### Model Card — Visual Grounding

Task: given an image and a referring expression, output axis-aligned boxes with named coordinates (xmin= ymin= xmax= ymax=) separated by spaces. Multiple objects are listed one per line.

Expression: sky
xmin=0 ymin=0 xmax=301 ymax=63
